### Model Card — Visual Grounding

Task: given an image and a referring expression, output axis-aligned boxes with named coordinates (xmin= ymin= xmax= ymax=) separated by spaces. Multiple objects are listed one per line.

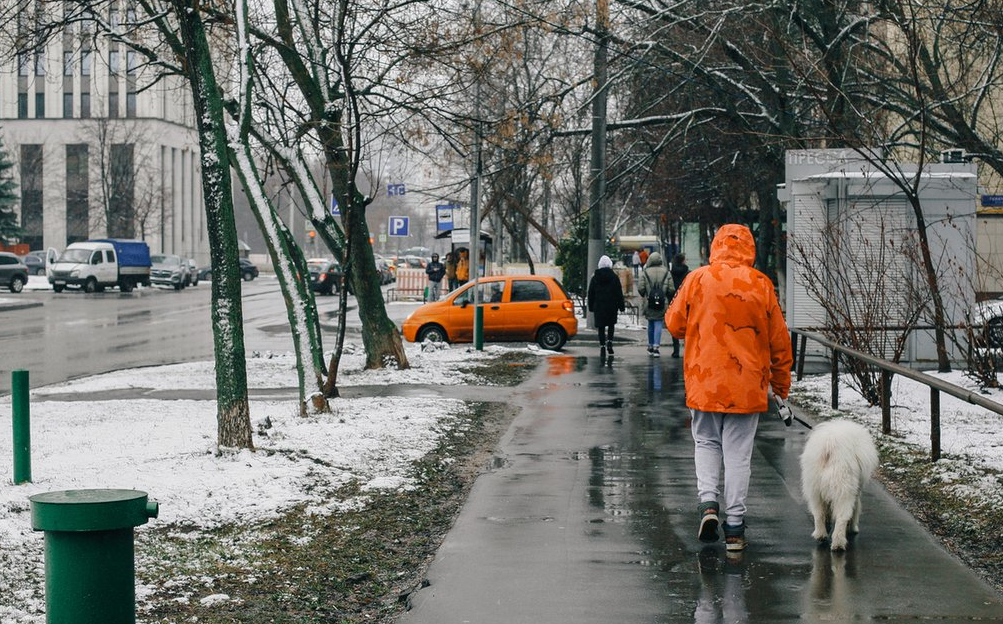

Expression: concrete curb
xmin=0 ymin=299 xmax=43 ymax=312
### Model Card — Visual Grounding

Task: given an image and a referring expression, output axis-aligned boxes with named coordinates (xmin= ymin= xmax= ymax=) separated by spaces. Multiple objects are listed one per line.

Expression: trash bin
xmin=30 ymin=489 xmax=159 ymax=624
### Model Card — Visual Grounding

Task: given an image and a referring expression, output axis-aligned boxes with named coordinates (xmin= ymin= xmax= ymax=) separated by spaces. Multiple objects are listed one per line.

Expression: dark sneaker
xmin=600 ymin=345 xmax=606 ymax=360
xmin=697 ymin=502 xmax=720 ymax=542
xmin=652 ymin=347 xmax=660 ymax=358
xmin=724 ymin=522 xmax=747 ymax=552
xmin=606 ymin=341 xmax=614 ymax=355
xmin=647 ymin=346 xmax=654 ymax=355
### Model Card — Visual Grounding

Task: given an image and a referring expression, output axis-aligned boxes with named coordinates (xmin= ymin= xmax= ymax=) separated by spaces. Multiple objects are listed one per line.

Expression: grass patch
xmin=140 ymin=399 xmax=517 ymax=623
xmin=467 ymin=350 xmax=540 ymax=386
xmin=874 ymin=438 xmax=1003 ymax=594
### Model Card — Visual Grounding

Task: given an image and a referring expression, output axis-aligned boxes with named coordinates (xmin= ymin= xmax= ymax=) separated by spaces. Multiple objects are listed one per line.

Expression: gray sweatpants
xmin=691 ymin=410 xmax=760 ymax=527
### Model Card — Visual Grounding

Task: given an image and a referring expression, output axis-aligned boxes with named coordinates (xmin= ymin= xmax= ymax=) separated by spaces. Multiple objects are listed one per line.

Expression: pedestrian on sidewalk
xmin=670 ymin=252 xmax=690 ymax=358
xmin=456 ymin=249 xmax=470 ymax=286
xmin=639 ymin=248 xmax=649 ymax=267
xmin=444 ymin=252 xmax=458 ymax=291
xmin=631 ymin=250 xmax=641 ymax=278
xmin=587 ymin=254 xmax=625 ymax=357
xmin=425 ymin=253 xmax=445 ymax=302
xmin=665 ymin=224 xmax=793 ymax=553
xmin=638 ymin=251 xmax=673 ymax=357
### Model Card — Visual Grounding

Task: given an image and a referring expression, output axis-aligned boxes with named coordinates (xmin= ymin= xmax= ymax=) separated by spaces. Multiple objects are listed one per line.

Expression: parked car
xmin=373 ymin=255 xmax=395 ymax=284
xmin=19 ymin=254 xmax=45 ymax=275
xmin=0 ymin=252 xmax=28 ymax=293
xmin=150 ymin=254 xmax=190 ymax=290
xmin=197 ymin=258 xmax=259 ymax=282
xmin=307 ymin=259 xmax=343 ymax=296
xmin=185 ymin=259 xmax=199 ymax=286
xmin=401 ymin=275 xmax=577 ymax=350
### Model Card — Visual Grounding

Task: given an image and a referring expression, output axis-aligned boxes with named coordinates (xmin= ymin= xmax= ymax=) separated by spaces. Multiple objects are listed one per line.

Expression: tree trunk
xmin=909 ymin=195 xmax=952 ymax=372
xmin=171 ymin=0 xmax=253 ymax=448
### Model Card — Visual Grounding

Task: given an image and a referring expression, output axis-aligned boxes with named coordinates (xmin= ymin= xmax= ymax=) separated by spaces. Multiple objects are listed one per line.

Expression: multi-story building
xmin=0 ymin=3 xmax=208 ymax=262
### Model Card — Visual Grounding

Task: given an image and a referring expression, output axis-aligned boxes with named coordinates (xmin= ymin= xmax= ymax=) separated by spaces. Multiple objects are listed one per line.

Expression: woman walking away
xmin=587 ymin=255 xmax=625 ymax=358
xmin=638 ymin=251 xmax=673 ymax=357
xmin=670 ymin=253 xmax=690 ymax=358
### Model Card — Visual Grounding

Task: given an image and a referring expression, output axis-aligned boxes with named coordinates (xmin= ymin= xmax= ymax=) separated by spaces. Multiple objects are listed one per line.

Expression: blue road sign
xmin=387 ymin=183 xmax=406 ymax=197
xmin=982 ymin=195 xmax=1003 ymax=207
xmin=330 ymin=196 xmax=340 ymax=216
xmin=389 ymin=216 xmax=409 ymax=237
xmin=436 ymin=204 xmax=455 ymax=231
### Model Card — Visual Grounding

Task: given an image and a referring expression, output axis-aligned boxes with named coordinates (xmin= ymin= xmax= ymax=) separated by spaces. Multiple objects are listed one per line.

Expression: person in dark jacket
xmin=669 ymin=253 xmax=690 ymax=357
xmin=425 ymin=253 xmax=446 ymax=302
xmin=587 ymin=255 xmax=625 ymax=356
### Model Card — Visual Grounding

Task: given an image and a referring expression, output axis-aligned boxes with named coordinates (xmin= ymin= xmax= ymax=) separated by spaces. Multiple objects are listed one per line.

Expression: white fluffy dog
xmin=800 ymin=419 xmax=879 ymax=551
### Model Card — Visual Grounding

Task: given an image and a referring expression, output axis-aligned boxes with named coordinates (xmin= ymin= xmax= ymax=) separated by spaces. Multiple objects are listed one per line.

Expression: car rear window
xmin=511 ymin=280 xmax=550 ymax=302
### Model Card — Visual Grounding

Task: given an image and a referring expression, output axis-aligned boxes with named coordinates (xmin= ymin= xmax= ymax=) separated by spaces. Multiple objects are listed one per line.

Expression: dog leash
xmin=775 ymin=397 xmax=814 ymax=430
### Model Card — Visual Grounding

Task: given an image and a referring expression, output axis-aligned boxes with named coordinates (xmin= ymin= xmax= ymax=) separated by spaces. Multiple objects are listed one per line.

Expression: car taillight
xmin=562 ymin=299 xmax=574 ymax=312
xmin=319 ymin=274 xmax=327 ymax=282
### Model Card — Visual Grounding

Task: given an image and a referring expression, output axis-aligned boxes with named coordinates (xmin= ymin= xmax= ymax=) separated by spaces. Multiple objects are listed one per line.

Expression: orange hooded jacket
xmin=664 ymin=224 xmax=793 ymax=413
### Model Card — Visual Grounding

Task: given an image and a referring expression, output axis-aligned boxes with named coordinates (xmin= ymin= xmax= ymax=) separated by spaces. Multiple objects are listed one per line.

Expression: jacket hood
xmin=709 ymin=224 xmax=755 ymax=267
xmin=645 ymin=252 xmax=664 ymax=267
xmin=593 ymin=266 xmax=620 ymax=284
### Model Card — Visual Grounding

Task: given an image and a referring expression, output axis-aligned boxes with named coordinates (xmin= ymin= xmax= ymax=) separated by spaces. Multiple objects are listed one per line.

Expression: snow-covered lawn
xmin=791 ymin=369 xmax=1003 ymax=508
xmin=0 ymin=341 xmax=544 ymax=623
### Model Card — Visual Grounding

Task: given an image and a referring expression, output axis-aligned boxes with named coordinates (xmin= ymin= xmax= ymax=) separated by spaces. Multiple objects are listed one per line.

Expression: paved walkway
xmin=398 ymin=341 xmax=1003 ymax=623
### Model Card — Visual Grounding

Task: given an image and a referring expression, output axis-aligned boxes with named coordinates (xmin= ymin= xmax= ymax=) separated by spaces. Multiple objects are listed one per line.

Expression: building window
xmin=35 ymin=53 xmax=45 ymax=76
xmin=66 ymin=144 xmax=89 ymax=244
xmin=81 ymin=50 xmax=91 ymax=76
xmin=110 ymin=144 xmax=135 ymax=238
xmin=63 ymin=51 xmax=73 ymax=76
xmin=126 ymin=51 xmax=137 ymax=75
xmin=63 ymin=93 xmax=73 ymax=118
xmin=17 ymin=93 xmax=28 ymax=119
xmin=81 ymin=92 xmax=90 ymax=118
xmin=18 ymin=53 xmax=29 ymax=76
xmin=109 ymin=50 xmax=119 ymax=74
xmin=35 ymin=92 xmax=45 ymax=118
xmin=108 ymin=92 xmax=119 ymax=118
xmin=126 ymin=92 xmax=137 ymax=118
xmin=20 ymin=145 xmax=44 ymax=251
xmin=110 ymin=9 xmax=119 ymax=31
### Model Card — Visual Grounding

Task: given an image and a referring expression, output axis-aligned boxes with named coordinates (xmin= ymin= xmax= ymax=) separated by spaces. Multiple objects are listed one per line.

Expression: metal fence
xmin=791 ymin=328 xmax=1003 ymax=461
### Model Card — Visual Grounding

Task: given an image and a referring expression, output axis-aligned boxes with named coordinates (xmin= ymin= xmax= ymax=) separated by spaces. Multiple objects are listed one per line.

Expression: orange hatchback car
xmin=401 ymin=275 xmax=578 ymax=350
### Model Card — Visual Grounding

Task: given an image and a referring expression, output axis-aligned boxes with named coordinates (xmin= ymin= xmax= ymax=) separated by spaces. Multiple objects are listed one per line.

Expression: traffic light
xmin=308 ymin=230 xmax=316 ymax=239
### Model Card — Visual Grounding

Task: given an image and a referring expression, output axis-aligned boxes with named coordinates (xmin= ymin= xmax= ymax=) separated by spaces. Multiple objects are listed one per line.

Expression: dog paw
xmin=830 ymin=539 xmax=848 ymax=551
xmin=812 ymin=530 xmax=828 ymax=542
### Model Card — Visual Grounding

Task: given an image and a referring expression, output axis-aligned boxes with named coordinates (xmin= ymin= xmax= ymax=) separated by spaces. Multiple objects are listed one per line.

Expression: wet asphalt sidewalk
xmin=398 ymin=342 xmax=1003 ymax=623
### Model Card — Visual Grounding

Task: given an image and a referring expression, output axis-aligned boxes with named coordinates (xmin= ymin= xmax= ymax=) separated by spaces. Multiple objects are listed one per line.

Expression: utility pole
xmin=470 ymin=0 xmax=485 ymax=350
xmin=586 ymin=0 xmax=609 ymax=329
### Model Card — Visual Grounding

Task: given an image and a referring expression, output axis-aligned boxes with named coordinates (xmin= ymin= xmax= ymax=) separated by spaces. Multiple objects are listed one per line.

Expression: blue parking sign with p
xmin=389 ymin=216 xmax=409 ymax=237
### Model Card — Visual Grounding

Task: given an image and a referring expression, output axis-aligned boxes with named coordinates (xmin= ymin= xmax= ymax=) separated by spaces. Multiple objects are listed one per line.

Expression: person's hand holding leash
xmin=769 ymin=389 xmax=794 ymax=426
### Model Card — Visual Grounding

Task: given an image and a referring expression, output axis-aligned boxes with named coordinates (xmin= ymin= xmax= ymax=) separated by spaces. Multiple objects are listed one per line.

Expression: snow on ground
xmin=23 ymin=276 xmax=50 ymax=291
xmin=792 ymin=369 xmax=1003 ymax=506
xmin=0 ymin=341 xmax=544 ymax=622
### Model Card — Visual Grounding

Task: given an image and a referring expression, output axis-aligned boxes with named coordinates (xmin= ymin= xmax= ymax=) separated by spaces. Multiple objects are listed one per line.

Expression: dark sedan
xmin=197 ymin=258 xmax=259 ymax=282
xmin=308 ymin=259 xmax=343 ymax=295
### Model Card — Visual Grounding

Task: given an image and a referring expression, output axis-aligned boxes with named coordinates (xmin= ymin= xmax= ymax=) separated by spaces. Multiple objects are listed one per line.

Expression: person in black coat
xmin=587 ymin=255 xmax=625 ymax=355
xmin=669 ymin=253 xmax=690 ymax=357
xmin=425 ymin=253 xmax=446 ymax=301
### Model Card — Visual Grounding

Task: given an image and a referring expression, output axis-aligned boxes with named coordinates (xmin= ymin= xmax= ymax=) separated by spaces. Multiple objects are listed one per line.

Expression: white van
xmin=49 ymin=239 xmax=152 ymax=293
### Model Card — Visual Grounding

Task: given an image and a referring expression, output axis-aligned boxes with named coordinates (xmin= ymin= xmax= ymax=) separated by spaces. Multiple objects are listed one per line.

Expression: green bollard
xmin=30 ymin=489 xmax=159 ymax=624
xmin=12 ymin=369 xmax=31 ymax=484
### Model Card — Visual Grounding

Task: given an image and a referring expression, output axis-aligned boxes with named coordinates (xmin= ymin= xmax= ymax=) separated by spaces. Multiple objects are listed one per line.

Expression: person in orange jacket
xmin=664 ymin=224 xmax=793 ymax=553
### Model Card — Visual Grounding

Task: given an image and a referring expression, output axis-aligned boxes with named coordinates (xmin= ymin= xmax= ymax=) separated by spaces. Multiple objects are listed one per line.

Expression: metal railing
xmin=791 ymin=328 xmax=1003 ymax=461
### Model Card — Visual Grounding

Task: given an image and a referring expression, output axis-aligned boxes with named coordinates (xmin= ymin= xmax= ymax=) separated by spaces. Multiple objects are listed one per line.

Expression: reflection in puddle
xmin=546 ymin=354 xmax=578 ymax=377
xmin=805 ymin=547 xmax=860 ymax=620
xmin=694 ymin=549 xmax=749 ymax=624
